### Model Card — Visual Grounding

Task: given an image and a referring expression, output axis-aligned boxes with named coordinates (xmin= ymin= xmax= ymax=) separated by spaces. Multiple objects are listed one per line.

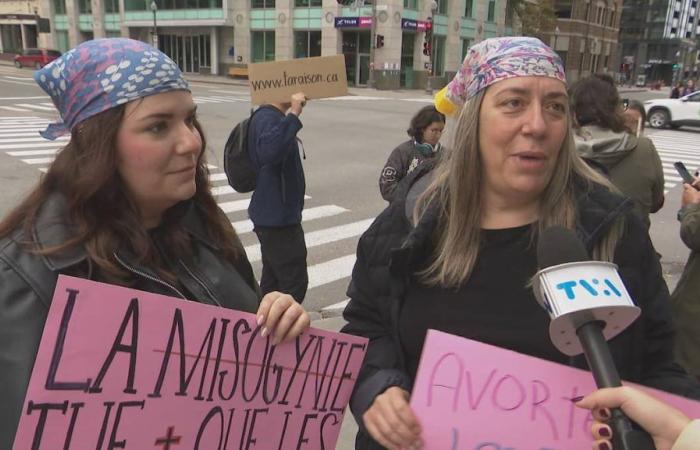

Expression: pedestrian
xmin=671 ymin=177 xmax=700 ymax=381
xmin=248 ymin=91 xmax=309 ymax=302
xmin=341 ymin=36 xmax=700 ymax=450
xmin=378 ymin=105 xmax=445 ymax=202
xmin=624 ymin=99 xmax=647 ymax=136
xmin=671 ymin=81 xmax=684 ymax=99
xmin=576 ymin=386 xmax=700 ymax=450
xmin=571 ymin=75 xmax=665 ymax=229
xmin=0 ymin=38 xmax=311 ymax=449
xmin=682 ymin=79 xmax=696 ymax=97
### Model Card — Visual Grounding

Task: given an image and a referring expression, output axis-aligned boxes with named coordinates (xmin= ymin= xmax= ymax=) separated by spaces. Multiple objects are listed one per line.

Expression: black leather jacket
xmin=0 ymin=194 xmax=260 ymax=448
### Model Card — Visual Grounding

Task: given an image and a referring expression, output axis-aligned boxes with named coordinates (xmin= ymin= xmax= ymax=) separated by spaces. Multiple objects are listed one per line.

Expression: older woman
xmin=342 ymin=37 xmax=700 ymax=450
xmin=0 ymin=38 xmax=310 ymax=448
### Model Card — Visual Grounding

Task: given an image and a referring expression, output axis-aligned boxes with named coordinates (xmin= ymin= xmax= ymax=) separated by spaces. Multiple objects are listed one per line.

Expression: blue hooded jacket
xmin=247 ymin=105 xmax=305 ymax=227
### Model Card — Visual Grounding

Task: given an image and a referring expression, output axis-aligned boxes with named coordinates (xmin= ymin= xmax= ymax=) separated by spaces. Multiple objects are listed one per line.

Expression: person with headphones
xmin=378 ymin=105 xmax=445 ymax=202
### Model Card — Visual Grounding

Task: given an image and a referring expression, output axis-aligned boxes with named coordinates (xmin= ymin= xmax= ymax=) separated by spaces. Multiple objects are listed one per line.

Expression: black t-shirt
xmin=399 ymin=223 xmax=568 ymax=380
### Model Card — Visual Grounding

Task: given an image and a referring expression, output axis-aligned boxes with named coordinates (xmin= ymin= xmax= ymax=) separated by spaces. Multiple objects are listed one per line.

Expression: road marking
xmin=0 ymin=141 xmax=64 ymax=149
xmin=307 ymin=254 xmax=356 ymax=290
xmin=209 ymin=172 xmax=228 ymax=182
xmin=0 ymin=106 xmax=30 ymax=112
xmin=15 ymin=103 xmax=56 ymax=111
xmin=232 ymin=204 xmax=348 ymax=234
xmin=21 ymin=157 xmax=54 ymax=164
xmin=7 ymin=148 xmax=59 ymax=156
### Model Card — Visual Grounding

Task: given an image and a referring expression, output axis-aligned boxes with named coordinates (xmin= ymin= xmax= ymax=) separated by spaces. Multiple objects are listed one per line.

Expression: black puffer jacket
xmin=342 ymin=165 xmax=700 ymax=450
xmin=0 ymin=193 xmax=260 ymax=449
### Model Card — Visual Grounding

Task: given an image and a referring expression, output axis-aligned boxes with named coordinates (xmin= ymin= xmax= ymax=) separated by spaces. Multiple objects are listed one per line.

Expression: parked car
xmin=14 ymin=48 xmax=61 ymax=69
xmin=644 ymin=91 xmax=700 ymax=129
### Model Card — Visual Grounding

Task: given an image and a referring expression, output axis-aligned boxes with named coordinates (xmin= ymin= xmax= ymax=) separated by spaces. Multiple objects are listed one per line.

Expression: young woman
xmin=378 ymin=105 xmax=445 ymax=202
xmin=0 ymin=38 xmax=310 ymax=448
xmin=342 ymin=37 xmax=700 ymax=450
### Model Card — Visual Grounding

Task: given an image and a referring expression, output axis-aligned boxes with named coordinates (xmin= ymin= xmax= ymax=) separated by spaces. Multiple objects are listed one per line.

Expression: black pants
xmin=254 ymin=224 xmax=308 ymax=302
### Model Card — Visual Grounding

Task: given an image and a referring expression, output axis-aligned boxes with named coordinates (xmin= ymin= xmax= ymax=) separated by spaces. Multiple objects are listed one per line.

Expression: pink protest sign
xmin=13 ymin=275 xmax=366 ymax=449
xmin=411 ymin=330 xmax=700 ymax=450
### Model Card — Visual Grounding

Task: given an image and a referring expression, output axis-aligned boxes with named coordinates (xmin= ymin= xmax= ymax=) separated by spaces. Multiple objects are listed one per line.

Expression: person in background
xmin=248 ymin=91 xmax=309 ymax=302
xmin=0 ymin=38 xmax=310 ymax=449
xmin=671 ymin=177 xmax=700 ymax=381
xmin=682 ymin=79 xmax=696 ymax=97
xmin=342 ymin=36 xmax=700 ymax=450
xmin=623 ymin=99 xmax=647 ymax=136
xmin=571 ymin=75 xmax=665 ymax=229
xmin=671 ymin=82 xmax=684 ymax=99
xmin=379 ymin=105 xmax=445 ymax=202
xmin=576 ymin=386 xmax=700 ymax=450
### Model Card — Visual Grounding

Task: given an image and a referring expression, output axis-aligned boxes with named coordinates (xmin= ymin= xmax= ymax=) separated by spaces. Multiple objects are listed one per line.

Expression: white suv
xmin=644 ymin=92 xmax=700 ymax=129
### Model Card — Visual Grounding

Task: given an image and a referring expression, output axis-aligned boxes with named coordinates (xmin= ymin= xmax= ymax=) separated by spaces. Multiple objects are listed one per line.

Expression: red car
xmin=14 ymin=48 xmax=61 ymax=69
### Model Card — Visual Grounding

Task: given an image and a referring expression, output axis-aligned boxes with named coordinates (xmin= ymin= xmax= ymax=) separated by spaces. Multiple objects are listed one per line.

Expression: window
xmin=556 ymin=50 xmax=567 ymax=70
xmin=251 ymin=0 xmax=274 ymax=8
xmin=53 ymin=0 xmax=66 ymax=14
xmin=78 ymin=0 xmax=91 ymax=14
xmin=295 ymin=0 xmax=321 ymax=6
xmin=125 ymin=0 xmax=223 ymax=9
xmin=404 ymin=0 xmax=418 ymax=9
xmin=251 ymin=31 xmax=275 ymax=62
xmin=461 ymin=38 xmax=471 ymax=61
xmin=437 ymin=0 xmax=447 ymax=15
xmin=294 ymin=30 xmax=321 ymax=58
xmin=554 ymin=0 xmax=571 ymax=18
xmin=105 ymin=0 xmax=119 ymax=13
xmin=432 ymin=35 xmax=446 ymax=75
xmin=464 ymin=0 xmax=473 ymax=17
xmin=487 ymin=0 xmax=495 ymax=22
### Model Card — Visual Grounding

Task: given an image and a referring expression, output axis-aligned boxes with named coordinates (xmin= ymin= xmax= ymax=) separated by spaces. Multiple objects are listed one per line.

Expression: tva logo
xmin=555 ymin=278 xmax=622 ymax=300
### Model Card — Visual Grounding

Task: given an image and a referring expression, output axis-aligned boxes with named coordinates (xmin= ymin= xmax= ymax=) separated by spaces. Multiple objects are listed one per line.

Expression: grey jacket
xmin=575 ymin=125 xmax=665 ymax=228
xmin=0 ymin=194 xmax=260 ymax=448
xmin=379 ymin=140 xmax=441 ymax=202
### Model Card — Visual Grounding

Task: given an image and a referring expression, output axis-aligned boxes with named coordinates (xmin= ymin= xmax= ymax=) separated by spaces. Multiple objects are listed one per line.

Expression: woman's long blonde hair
xmin=414 ymin=89 xmax=624 ymax=288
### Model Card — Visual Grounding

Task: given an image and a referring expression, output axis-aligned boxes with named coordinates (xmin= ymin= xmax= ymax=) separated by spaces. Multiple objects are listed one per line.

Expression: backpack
xmin=223 ymin=106 xmax=271 ymax=193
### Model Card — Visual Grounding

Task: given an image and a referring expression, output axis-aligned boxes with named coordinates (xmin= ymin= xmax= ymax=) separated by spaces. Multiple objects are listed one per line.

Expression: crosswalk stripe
xmin=0 ymin=106 xmax=30 ymax=112
xmin=660 ymin=156 xmax=700 ymax=166
xmin=218 ymin=198 xmax=250 ymax=213
xmin=232 ymin=204 xmax=348 ymax=234
xmin=307 ymin=254 xmax=356 ymax=290
xmin=209 ymin=172 xmax=228 ymax=182
xmin=15 ymin=103 xmax=56 ymax=111
xmin=0 ymin=131 xmax=46 ymax=137
xmin=21 ymin=157 xmax=54 ymax=164
xmin=0 ymin=136 xmax=64 ymax=143
xmin=211 ymin=185 xmax=235 ymax=196
xmin=7 ymin=148 xmax=59 ymax=156
xmin=245 ymin=218 xmax=372 ymax=262
xmin=0 ymin=141 xmax=64 ymax=149
xmin=0 ymin=125 xmax=49 ymax=131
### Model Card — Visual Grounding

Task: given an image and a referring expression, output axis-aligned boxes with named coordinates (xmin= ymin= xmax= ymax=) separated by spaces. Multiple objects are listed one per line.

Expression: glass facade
xmin=251 ymin=0 xmax=275 ymax=8
xmin=251 ymin=31 xmax=275 ymax=62
xmin=294 ymin=30 xmax=321 ymax=58
xmin=125 ymin=0 xmax=222 ymax=11
xmin=53 ymin=0 xmax=66 ymax=15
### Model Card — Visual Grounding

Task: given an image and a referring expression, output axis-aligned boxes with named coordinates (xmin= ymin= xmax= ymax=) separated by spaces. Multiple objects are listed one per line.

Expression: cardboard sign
xmin=248 ymin=55 xmax=348 ymax=105
xmin=13 ymin=275 xmax=367 ymax=449
xmin=411 ymin=330 xmax=700 ymax=450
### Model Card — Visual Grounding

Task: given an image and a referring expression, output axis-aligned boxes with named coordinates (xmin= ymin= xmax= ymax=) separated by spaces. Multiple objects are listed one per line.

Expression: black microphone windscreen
xmin=537 ymin=226 xmax=589 ymax=269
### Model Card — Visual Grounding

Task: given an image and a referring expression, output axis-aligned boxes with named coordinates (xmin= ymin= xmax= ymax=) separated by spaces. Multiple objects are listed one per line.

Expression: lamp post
xmin=150 ymin=0 xmax=158 ymax=49
xmin=424 ymin=0 xmax=437 ymax=95
xmin=367 ymin=0 xmax=377 ymax=88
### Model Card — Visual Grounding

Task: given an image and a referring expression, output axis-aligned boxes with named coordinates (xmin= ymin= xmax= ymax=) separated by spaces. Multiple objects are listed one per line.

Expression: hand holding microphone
xmin=533 ymin=226 xmax=655 ymax=450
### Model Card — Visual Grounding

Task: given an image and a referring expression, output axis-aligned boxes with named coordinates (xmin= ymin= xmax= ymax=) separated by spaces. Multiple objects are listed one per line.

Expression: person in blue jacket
xmin=248 ymin=92 xmax=309 ymax=302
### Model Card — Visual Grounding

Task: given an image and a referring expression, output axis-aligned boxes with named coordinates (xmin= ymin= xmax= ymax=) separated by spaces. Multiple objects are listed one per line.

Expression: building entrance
xmin=159 ymin=34 xmax=211 ymax=73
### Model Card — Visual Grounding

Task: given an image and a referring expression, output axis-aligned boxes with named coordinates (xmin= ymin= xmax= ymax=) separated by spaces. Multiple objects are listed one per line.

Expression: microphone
xmin=533 ymin=226 xmax=655 ymax=450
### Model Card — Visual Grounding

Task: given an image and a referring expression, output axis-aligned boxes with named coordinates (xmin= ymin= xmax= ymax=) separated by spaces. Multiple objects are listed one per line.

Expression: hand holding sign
xmin=289 ymin=92 xmax=307 ymax=117
xmin=256 ymin=291 xmax=310 ymax=345
xmin=362 ymin=386 xmax=422 ymax=450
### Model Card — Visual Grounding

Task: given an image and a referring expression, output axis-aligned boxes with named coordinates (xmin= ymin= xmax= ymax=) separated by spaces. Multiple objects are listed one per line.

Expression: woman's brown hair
xmin=0 ymin=104 xmax=246 ymax=285
xmin=569 ymin=76 xmax=628 ymax=133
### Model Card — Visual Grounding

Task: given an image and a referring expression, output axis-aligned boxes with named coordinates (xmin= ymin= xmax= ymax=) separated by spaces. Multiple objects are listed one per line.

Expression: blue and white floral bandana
xmin=435 ymin=36 xmax=566 ymax=115
xmin=34 ymin=38 xmax=189 ymax=140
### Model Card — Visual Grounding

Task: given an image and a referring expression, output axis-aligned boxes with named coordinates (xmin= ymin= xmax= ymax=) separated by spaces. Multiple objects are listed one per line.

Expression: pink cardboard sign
xmin=411 ymin=330 xmax=700 ymax=450
xmin=13 ymin=275 xmax=367 ymax=449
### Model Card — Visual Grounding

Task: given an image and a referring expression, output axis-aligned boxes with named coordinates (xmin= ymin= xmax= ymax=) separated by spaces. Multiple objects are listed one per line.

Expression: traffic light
xmin=423 ymin=17 xmax=433 ymax=56
xmin=376 ymin=34 xmax=384 ymax=49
